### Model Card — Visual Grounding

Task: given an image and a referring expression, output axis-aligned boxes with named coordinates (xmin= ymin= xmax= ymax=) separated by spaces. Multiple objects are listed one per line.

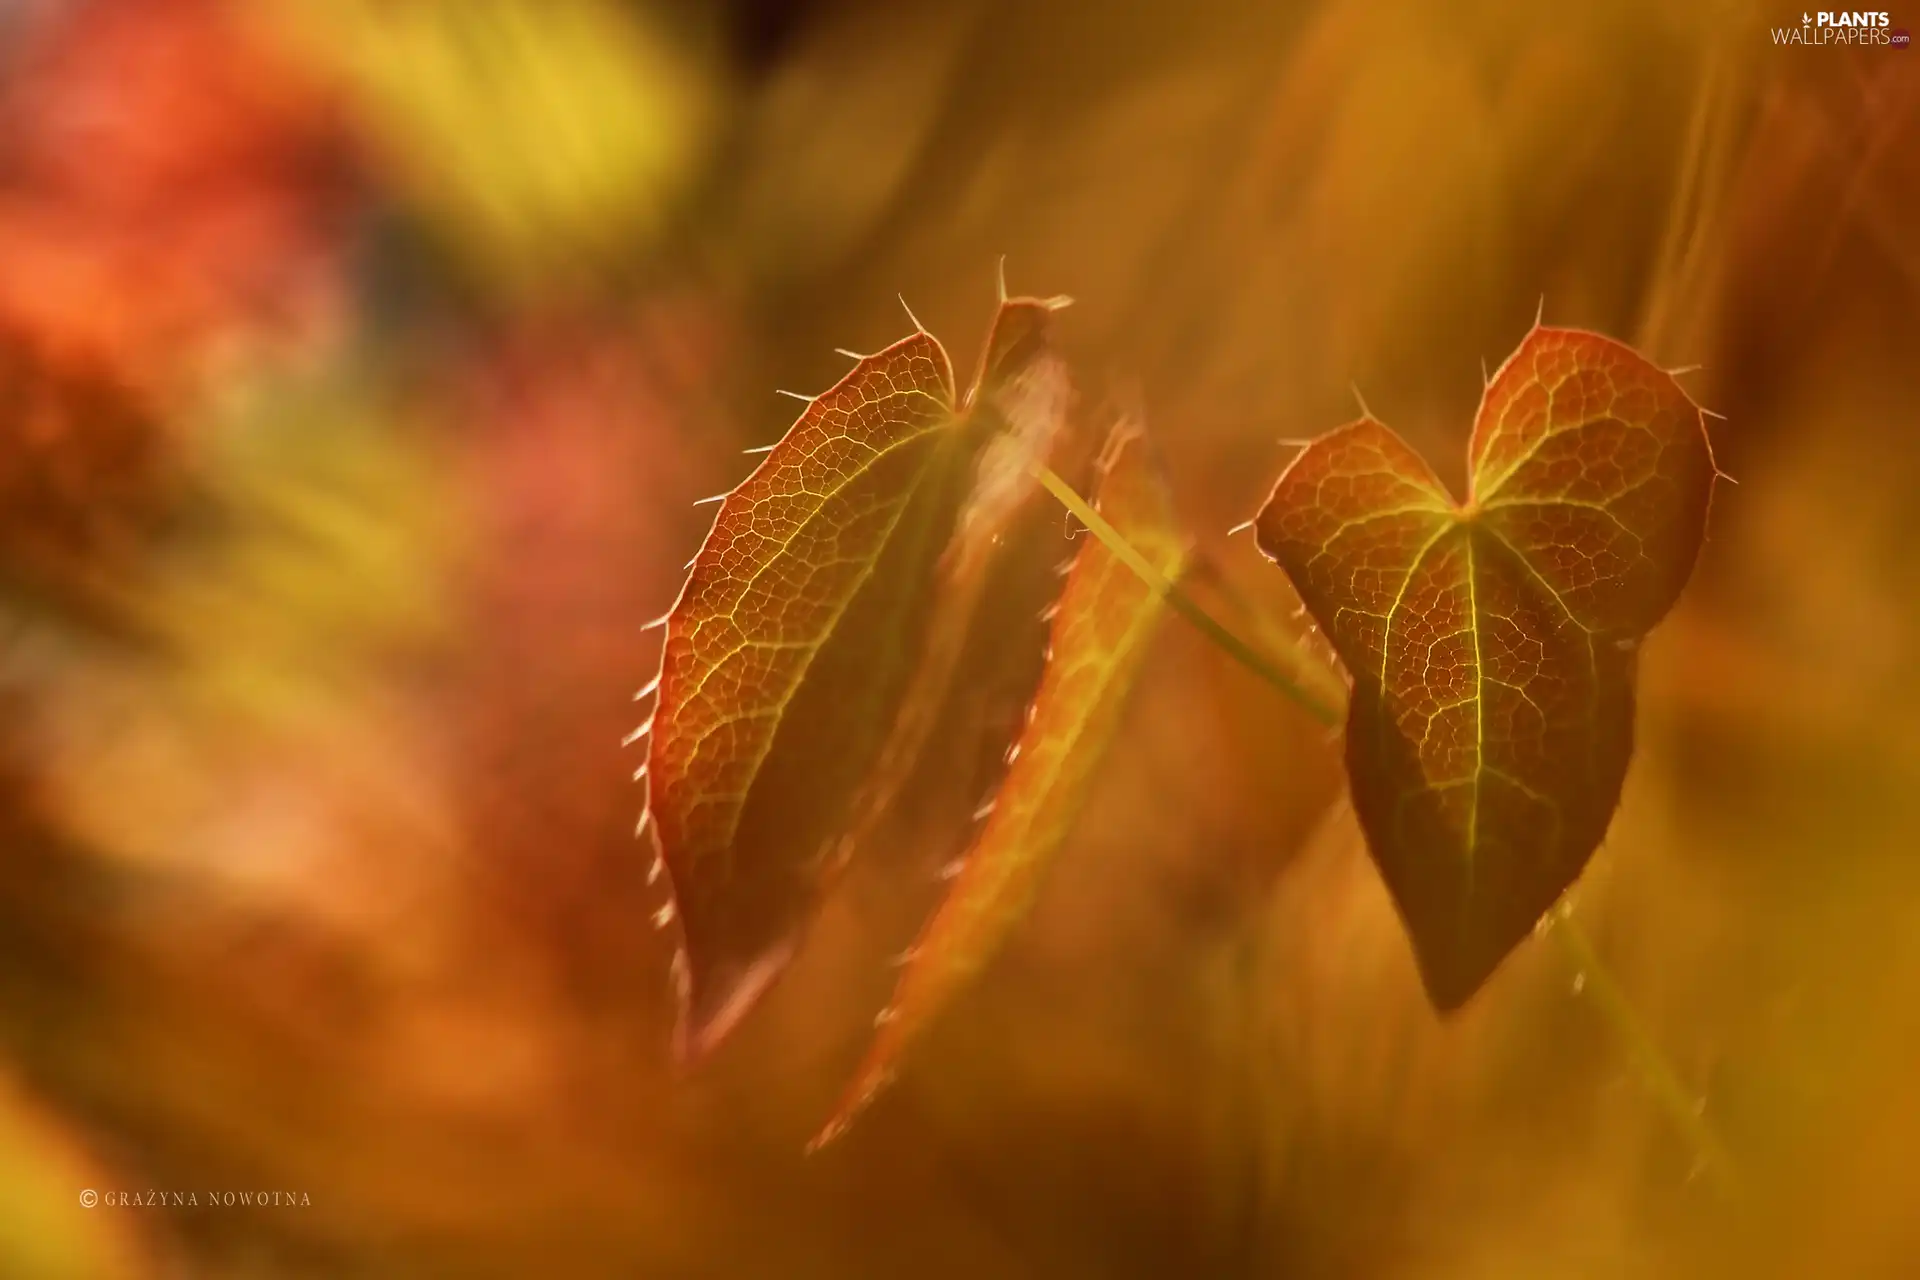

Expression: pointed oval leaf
xmin=643 ymin=293 xmax=1081 ymax=1062
xmin=813 ymin=420 xmax=1190 ymax=1147
xmin=1254 ymin=326 xmax=1715 ymax=1010
xmin=645 ymin=331 xmax=959 ymax=1058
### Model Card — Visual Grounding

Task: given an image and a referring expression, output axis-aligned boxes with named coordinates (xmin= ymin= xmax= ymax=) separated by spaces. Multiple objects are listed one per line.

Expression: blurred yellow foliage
xmin=266 ymin=0 xmax=719 ymax=290
xmin=0 ymin=1076 xmax=147 ymax=1280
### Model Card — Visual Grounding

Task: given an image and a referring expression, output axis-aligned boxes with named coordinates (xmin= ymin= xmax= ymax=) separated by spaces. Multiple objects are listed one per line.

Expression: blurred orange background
xmin=0 ymin=0 xmax=1914 ymax=1275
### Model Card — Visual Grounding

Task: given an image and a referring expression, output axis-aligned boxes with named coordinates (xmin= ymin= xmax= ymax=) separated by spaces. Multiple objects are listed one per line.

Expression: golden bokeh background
xmin=0 ymin=0 xmax=1913 ymax=1275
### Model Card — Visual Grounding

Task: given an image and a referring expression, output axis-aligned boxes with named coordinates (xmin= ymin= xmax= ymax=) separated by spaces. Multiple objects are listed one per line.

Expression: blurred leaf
xmin=156 ymin=385 xmax=456 ymax=718
xmin=272 ymin=0 xmax=717 ymax=289
xmin=1254 ymin=326 xmax=1717 ymax=1010
xmin=32 ymin=374 xmax=462 ymax=903
xmin=814 ymin=419 xmax=1186 ymax=1148
xmin=0 ymin=1076 xmax=150 ymax=1280
xmin=0 ymin=0 xmax=352 ymax=383
xmin=0 ymin=341 xmax=167 ymax=594
xmin=0 ymin=0 xmax=352 ymax=609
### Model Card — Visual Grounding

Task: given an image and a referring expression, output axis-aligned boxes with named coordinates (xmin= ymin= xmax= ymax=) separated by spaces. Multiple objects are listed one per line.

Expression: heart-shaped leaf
xmin=1254 ymin=325 xmax=1717 ymax=1010
xmin=641 ymin=293 xmax=1070 ymax=1061
xmin=812 ymin=419 xmax=1189 ymax=1148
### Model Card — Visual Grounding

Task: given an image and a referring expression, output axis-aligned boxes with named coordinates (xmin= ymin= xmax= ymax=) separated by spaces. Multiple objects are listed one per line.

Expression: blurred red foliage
xmin=0 ymin=0 xmax=358 ymax=570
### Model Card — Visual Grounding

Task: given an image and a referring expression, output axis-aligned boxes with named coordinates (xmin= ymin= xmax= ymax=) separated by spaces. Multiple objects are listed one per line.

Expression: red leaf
xmin=641 ymin=295 xmax=1071 ymax=1061
xmin=812 ymin=420 xmax=1188 ymax=1148
xmin=1254 ymin=325 xmax=1718 ymax=1010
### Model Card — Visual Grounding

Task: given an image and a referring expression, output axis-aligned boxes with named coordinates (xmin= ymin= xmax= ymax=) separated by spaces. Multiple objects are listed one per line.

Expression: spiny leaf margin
xmin=812 ymin=418 xmax=1190 ymax=1148
xmin=642 ymin=330 xmax=959 ymax=1061
xmin=1253 ymin=324 xmax=1718 ymax=1010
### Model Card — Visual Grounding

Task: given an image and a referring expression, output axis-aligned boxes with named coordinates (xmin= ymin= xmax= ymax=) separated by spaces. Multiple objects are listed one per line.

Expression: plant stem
xmin=1035 ymin=461 xmax=1736 ymax=1191
xmin=1033 ymin=464 xmax=1339 ymax=727
xmin=1187 ymin=550 xmax=1352 ymax=715
xmin=1549 ymin=907 xmax=1736 ymax=1191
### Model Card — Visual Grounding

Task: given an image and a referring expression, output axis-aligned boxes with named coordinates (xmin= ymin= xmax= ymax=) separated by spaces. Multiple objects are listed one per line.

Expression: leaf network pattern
xmin=636 ymin=289 xmax=1722 ymax=1148
xmin=1255 ymin=325 xmax=1718 ymax=1010
xmin=640 ymin=292 xmax=1071 ymax=1062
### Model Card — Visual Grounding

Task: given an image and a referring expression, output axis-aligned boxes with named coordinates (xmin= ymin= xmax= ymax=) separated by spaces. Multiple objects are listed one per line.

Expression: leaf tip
xmin=810 ymin=1061 xmax=901 ymax=1153
xmin=897 ymin=293 xmax=928 ymax=335
xmin=671 ymin=944 xmax=797 ymax=1067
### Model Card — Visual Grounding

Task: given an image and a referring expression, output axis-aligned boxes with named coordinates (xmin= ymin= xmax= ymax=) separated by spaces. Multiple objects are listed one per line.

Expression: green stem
xmin=1034 ymin=464 xmax=1339 ymax=727
xmin=1035 ymin=462 xmax=1736 ymax=1191
xmin=1188 ymin=550 xmax=1352 ymax=715
xmin=1550 ymin=908 xmax=1736 ymax=1191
